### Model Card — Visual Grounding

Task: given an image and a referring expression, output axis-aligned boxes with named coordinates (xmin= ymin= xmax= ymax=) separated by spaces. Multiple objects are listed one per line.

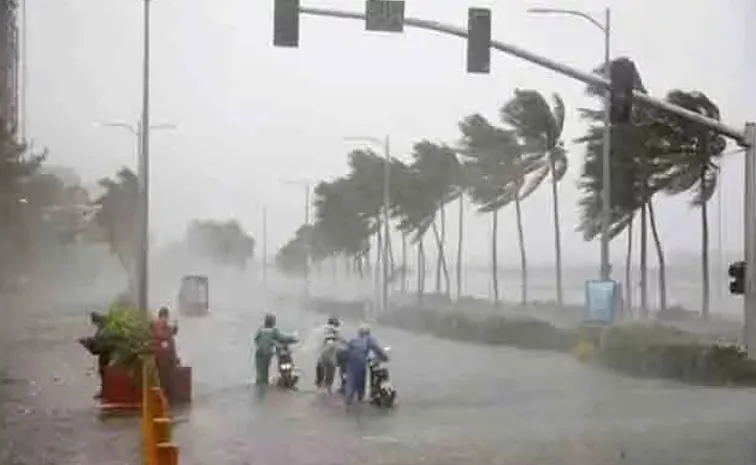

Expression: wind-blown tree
xmin=657 ymin=90 xmax=727 ymax=319
xmin=458 ymin=114 xmax=532 ymax=305
xmin=0 ymin=121 xmax=46 ymax=286
xmin=185 ymin=219 xmax=256 ymax=270
xmin=389 ymin=159 xmax=431 ymax=298
xmin=500 ymin=89 xmax=569 ymax=306
xmin=458 ymin=111 xmax=545 ymax=306
xmin=93 ymin=167 xmax=139 ymax=273
xmin=344 ymin=149 xmax=390 ymax=280
xmin=577 ymin=57 xmax=723 ymax=316
xmin=388 ymin=142 xmax=460 ymax=300
xmin=311 ymin=176 xmax=372 ymax=273
xmin=410 ymin=140 xmax=461 ymax=297
xmin=275 ymin=224 xmax=313 ymax=275
xmin=577 ymin=58 xmax=658 ymax=315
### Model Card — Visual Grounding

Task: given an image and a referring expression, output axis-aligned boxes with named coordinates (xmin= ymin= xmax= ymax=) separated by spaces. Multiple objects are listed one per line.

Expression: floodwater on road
xmin=171 ymin=288 xmax=756 ymax=465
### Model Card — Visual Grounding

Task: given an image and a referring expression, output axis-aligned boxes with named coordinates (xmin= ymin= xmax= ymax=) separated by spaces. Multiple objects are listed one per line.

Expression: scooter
xmin=275 ymin=345 xmax=300 ymax=390
xmin=368 ymin=347 xmax=396 ymax=408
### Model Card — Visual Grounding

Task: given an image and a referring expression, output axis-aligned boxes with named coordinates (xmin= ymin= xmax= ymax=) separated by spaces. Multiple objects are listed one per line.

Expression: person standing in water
xmin=253 ymin=313 xmax=298 ymax=386
xmin=154 ymin=306 xmax=179 ymax=402
xmin=344 ymin=323 xmax=387 ymax=405
xmin=315 ymin=316 xmax=346 ymax=393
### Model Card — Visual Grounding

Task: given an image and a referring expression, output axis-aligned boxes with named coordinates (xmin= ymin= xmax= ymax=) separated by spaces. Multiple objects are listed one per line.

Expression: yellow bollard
xmin=573 ymin=339 xmax=596 ymax=362
xmin=157 ymin=443 xmax=179 ymax=465
xmin=153 ymin=417 xmax=172 ymax=444
xmin=142 ymin=355 xmax=180 ymax=465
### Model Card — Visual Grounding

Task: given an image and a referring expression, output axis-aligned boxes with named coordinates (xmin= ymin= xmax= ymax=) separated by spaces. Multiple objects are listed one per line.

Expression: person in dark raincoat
xmin=344 ymin=323 xmax=387 ymax=405
xmin=253 ymin=313 xmax=298 ymax=386
xmin=78 ymin=311 xmax=112 ymax=399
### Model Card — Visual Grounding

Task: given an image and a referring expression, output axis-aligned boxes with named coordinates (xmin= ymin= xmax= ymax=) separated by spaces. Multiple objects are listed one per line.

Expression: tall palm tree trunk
xmin=624 ymin=215 xmax=634 ymax=318
xmin=416 ymin=239 xmax=426 ymax=301
xmin=491 ymin=210 xmax=500 ymax=306
xmin=401 ymin=233 xmax=407 ymax=294
xmin=549 ymin=164 xmax=563 ymax=307
xmin=440 ymin=205 xmax=450 ymax=296
xmin=386 ymin=230 xmax=396 ymax=289
xmin=700 ymin=177 xmax=710 ymax=319
xmin=433 ymin=206 xmax=451 ymax=295
xmin=456 ymin=195 xmax=464 ymax=301
xmin=514 ymin=195 xmax=528 ymax=305
xmin=640 ymin=204 xmax=649 ymax=318
xmin=435 ymin=216 xmax=442 ymax=293
xmin=431 ymin=221 xmax=451 ymax=299
xmin=647 ymin=200 xmax=667 ymax=312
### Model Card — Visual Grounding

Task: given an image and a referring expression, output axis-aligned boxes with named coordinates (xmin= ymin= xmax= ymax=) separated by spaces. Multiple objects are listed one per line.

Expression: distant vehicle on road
xmin=178 ymin=275 xmax=209 ymax=316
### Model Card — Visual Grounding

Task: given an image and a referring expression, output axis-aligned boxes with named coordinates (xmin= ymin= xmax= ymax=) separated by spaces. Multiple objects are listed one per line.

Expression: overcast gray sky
xmin=25 ymin=0 xmax=756 ymax=267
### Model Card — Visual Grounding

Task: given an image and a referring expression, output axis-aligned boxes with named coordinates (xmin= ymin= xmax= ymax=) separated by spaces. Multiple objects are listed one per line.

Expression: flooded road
xmin=172 ymin=289 xmax=756 ymax=465
xmin=3 ymin=281 xmax=756 ymax=464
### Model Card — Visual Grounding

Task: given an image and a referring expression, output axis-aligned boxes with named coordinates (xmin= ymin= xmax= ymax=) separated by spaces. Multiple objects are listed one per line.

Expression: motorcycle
xmin=368 ymin=347 xmax=396 ymax=408
xmin=275 ymin=345 xmax=301 ymax=390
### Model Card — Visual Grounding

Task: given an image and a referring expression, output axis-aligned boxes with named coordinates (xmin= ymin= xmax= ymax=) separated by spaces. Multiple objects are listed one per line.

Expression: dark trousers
xmin=96 ymin=354 xmax=110 ymax=395
xmin=315 ymin=360 xmax=337 ymax=390
xmin=345 ymin=363 xmax=366 ymax=405
xmin=156 ymin=356 xmax=175 ymax=402
xmin=255 ymin=352 xmax=272 ymax=385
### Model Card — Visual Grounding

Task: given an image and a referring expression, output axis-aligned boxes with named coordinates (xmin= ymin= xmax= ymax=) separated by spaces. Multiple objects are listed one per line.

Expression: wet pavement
xmin=4 ymin=284 xmax=756 ymax=464
xmin=0 ymin=295 xmax=139 ymax=465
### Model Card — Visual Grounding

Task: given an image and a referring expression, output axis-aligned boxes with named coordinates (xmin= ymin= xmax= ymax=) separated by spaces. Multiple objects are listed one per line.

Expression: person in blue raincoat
xmin=254 ymin=313 xmax=298 ymax=386
xmin=344 ymin=322 xmax=388 ymax=405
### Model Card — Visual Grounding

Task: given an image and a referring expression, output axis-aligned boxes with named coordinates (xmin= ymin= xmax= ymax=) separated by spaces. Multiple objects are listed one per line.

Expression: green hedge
xmin=598 ymin=324 xmax=756 ymax=386
xmin=307 ymin=298 xmax=577 ymax=352
xmin=306 ymin=297 xmax=756 ymax=387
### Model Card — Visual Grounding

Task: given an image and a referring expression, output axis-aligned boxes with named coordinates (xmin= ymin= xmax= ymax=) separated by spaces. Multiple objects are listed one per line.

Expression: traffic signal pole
xmin=744 ymin=123 xmax=756 ymax=354
xmin=299 ymin=6 xmax=745 ymax=143
xmin=288 ymin=4 xmax=756 ymax=355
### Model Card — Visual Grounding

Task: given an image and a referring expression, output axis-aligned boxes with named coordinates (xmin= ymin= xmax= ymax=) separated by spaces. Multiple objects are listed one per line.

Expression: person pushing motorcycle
xmin=315 ymin=316 xmax=346 ymax=392
xmin=253 ymin=313 xmax=297 ymax=386
xmin=344 ymin=322 xmax=388 ymax=405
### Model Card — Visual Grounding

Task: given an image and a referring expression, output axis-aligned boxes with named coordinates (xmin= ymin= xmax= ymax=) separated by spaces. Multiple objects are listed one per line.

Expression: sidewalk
xmin=0 ymin=292 xmax=140 ymax=465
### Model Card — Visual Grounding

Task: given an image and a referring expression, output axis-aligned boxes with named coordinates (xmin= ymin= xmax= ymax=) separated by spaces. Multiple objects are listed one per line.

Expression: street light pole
xmin=96 ymin=118 xmax=176 ymax=307
xmin=304 ymin=181 xmax=310 ymax=297
xmin=382 ymin=135 xmax=391 ymax=310
xmin=528 ymin=6 xmax=612 ymax=281
xmin=138 ymin=0 xmax=152 ymax=313
xmin=599 ymin=8 xmax=612 ymax=282
xmin=262 ymin=205 xmax=268 ymax=289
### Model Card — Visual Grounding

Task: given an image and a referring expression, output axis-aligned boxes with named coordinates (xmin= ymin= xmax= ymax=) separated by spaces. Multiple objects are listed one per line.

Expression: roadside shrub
xmin=306 ymin=298 xmax=574 ymax=352
xmin=596 ymin=324 xmax=756 ymax=386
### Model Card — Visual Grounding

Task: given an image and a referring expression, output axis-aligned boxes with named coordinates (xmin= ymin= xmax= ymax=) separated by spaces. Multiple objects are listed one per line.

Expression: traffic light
xmin=729 ymin=260 xmax=745 ymax=295
xmin=466 ymin=7 xmax=491 ymax=74
xmin=365 ymin=0 xmax=405 ymax=32
xmin=273 ymin=0 xmax=300 ymax=48
xmin=609 ymin=58 xmax=635 ymax=124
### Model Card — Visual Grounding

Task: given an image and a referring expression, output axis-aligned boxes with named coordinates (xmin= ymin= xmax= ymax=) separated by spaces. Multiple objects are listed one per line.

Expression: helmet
xmin=158 ymin=307 xmax=170 ymax=319
xmin=264 ymin=313 xmax=276 ymax=328
xmin=358 ymin=322 xmax=371 ymax=336
xmin=90 ymin=311 xmax=106 ymax=327
xmin=327 ymin=316 xmax=340 ymax=327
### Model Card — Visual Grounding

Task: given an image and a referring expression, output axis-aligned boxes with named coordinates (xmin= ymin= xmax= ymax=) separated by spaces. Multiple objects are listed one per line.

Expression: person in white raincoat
xmin=314 ymin=316 xmax=347 ymax=393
